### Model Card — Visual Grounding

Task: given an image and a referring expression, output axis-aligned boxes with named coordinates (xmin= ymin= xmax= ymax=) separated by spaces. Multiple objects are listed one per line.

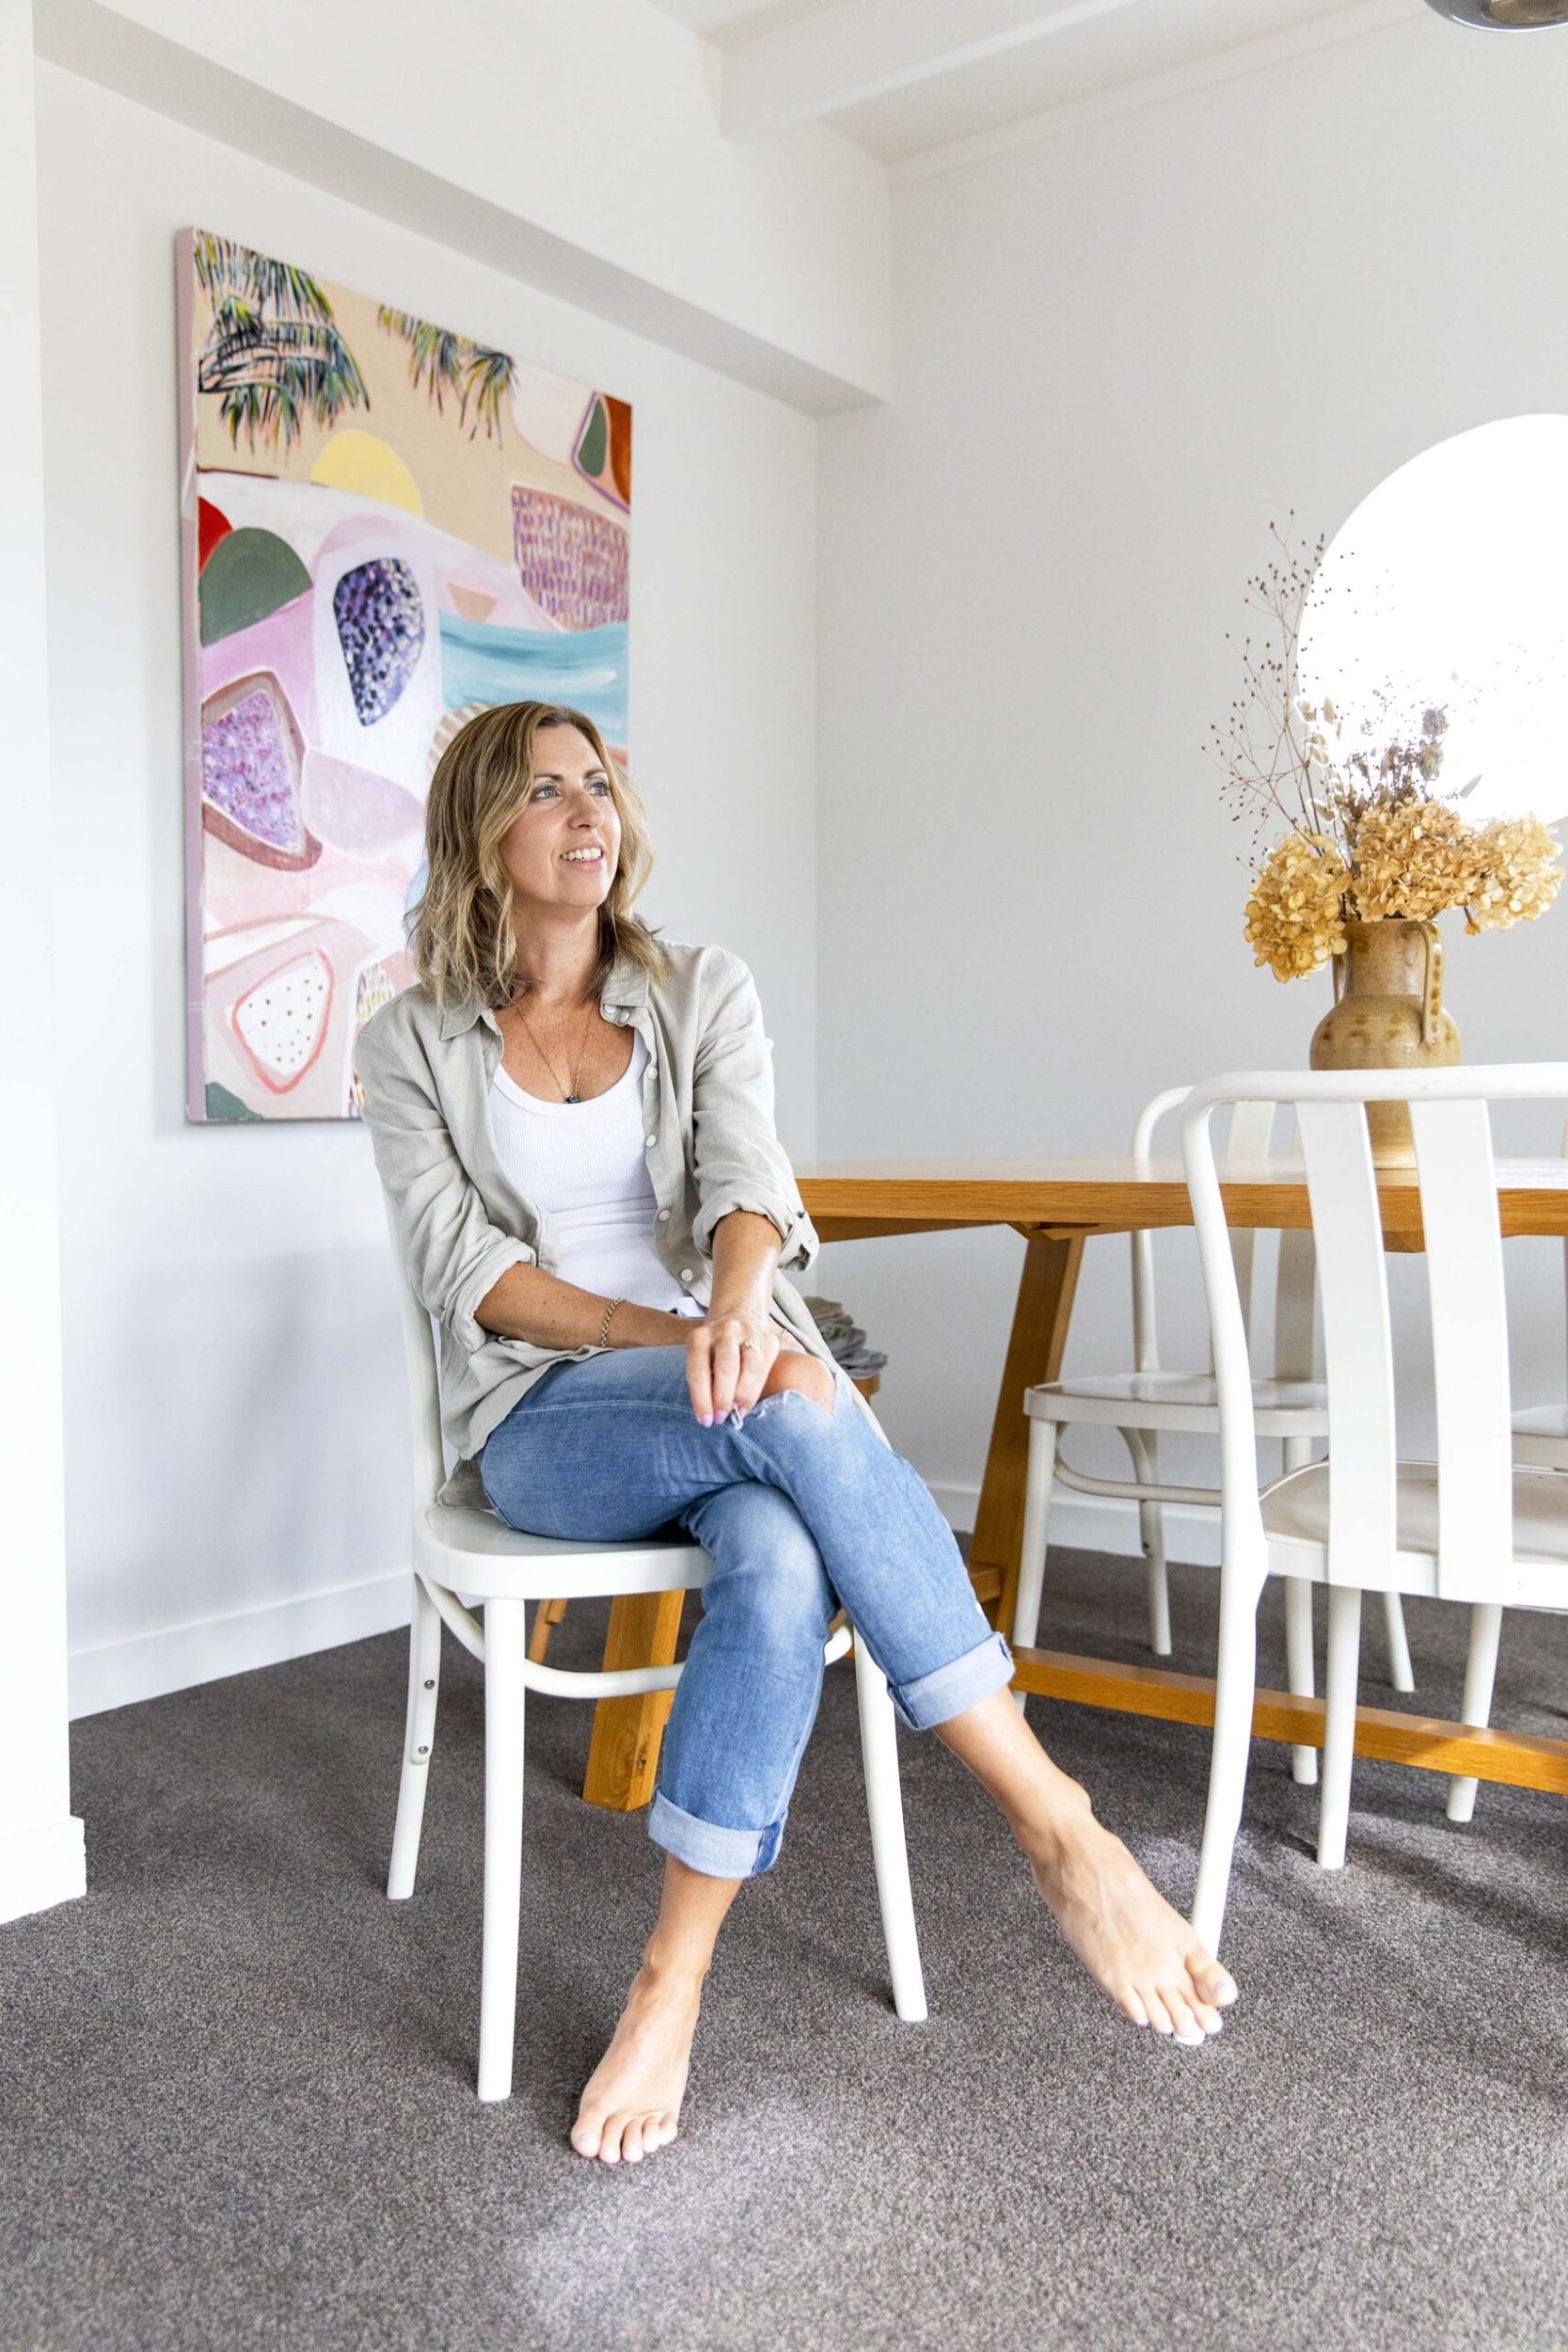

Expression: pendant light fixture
xmin=1423 ymin=1 xmax=1568 ymax=24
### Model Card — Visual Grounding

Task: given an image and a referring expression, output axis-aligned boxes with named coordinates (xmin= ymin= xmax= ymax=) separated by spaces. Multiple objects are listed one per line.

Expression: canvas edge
xmin=175 ymin=226 xmax=208 ymax=1125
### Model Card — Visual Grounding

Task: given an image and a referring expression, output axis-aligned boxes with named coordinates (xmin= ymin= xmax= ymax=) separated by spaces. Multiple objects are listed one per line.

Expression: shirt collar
xmin=438 ymin=948 xmax=651 ymax=1041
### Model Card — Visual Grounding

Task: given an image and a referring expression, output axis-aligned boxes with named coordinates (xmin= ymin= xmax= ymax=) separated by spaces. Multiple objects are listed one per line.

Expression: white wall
xmin=816 ymin=13 xmax=1568 ymax=1552
xmin=39 ymin=64 xmax=823 ymax=1714
xmin=0 ymin=0 xmax=84 ymax=1923
xmin=39 ymin=0 xmax=889 ymax=410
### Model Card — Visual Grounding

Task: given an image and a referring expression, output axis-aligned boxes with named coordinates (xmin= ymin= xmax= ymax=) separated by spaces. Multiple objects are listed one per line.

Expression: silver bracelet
xmin=598 ymin=1295 xmax=626 ymax=1347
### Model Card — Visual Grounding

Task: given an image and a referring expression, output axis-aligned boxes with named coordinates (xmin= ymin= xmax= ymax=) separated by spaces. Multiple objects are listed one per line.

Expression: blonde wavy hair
xmin=410 ymin=700 xmax=669 ymax=1012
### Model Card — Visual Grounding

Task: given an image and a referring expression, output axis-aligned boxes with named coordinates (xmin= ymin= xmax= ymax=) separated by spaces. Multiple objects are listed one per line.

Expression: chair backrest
xmin=1181 ymin=1064 xmax=1568 ymax=1603
xmin=1130 ymin=1088 xmax=1314 ymax=1379
xmin=380 ymin=1190 xmax=449 ymax=1512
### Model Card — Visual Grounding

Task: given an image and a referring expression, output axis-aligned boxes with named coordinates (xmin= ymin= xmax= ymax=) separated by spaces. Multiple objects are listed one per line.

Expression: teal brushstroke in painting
xmin=437 ymin=614 xmax=627 ymax=738
xmin=205 ymin=1080 xmax=262 ymax=1122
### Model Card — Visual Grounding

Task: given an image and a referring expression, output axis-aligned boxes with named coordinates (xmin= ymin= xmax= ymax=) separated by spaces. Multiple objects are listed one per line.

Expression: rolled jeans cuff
xmin=889 ymin=1629 xmax=1015 ymax=1732
xmin=648 ymin=1789 xmax=784 ymax=1881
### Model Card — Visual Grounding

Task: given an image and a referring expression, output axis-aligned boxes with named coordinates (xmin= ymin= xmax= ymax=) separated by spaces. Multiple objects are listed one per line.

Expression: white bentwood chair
xmin=379 ymin=1200 xmax=927 ymax=2100
xmin=1510 ymin=1120 xmax=1568 ymax=1476
xmin=1182 ymin=1065 xmax=1568 ymax=1955
xmin=1012 ymin=1087 xmax=1414 ymax=1792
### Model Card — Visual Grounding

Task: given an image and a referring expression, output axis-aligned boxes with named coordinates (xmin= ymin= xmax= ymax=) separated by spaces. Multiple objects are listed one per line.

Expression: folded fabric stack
xmin=801 ymin=1295 xmax=888 ymax=1379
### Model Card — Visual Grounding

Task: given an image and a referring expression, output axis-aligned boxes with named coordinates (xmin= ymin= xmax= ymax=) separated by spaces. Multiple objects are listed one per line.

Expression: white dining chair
xmin=378 ymin=1198 xmax=927 ymax=2100
xmin=1450 ymin=1120 xmax=1568 ymax=1831
xmin=1012 ymin=1086 xmax=1414 ymax=1791
xmin=1510 ymin=1120 xmax=1568 ymax=1477
xmin=1182 ymin=1064 xmax=1568 ymax=1955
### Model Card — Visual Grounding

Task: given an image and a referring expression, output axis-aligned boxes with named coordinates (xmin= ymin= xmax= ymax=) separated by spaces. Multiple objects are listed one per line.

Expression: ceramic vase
xmin=1308 ymin=917 xmax=1461 ymax=1166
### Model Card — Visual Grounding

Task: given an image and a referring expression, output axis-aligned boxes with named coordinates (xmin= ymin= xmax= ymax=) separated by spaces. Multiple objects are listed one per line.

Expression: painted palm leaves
xmin=193 ymin=232 xmax=368 ymax=451
xmin=377 ymin=307 xmax=516 ymax=442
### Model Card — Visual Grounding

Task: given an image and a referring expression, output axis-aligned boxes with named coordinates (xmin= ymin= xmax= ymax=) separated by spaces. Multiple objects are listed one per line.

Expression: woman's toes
xmin=571 ymin=2113 xmax=603 ymax=2159
xmin=649 ymin=2112 xmax=678 ymax=2150
xmin=621 ymin=2120 xmax=646 ymax=2165
xmin=1197 ymin=1960 xmax=1239 ymax=2009
xmin=1143 ymin=1988 xmax=1178 ymax=2038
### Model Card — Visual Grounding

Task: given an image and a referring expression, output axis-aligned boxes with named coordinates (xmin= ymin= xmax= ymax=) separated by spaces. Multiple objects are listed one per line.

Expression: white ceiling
xmin=651 ymin=0 xmax=1425 ymax=167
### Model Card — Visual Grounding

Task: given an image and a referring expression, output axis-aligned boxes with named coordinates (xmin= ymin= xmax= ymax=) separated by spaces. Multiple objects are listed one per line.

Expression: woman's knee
xmin=758 ymin=1350 xmax=837 ymax=1415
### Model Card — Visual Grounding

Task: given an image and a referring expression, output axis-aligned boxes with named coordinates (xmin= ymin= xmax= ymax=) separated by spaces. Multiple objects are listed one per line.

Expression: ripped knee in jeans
xmin=758 ymin=1353 xmax=838 ymax=1416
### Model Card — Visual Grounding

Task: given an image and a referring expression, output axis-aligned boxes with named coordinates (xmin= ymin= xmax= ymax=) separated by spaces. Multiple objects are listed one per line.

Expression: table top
xmin=795 ymin=1154 xmax=1568 ymax=1241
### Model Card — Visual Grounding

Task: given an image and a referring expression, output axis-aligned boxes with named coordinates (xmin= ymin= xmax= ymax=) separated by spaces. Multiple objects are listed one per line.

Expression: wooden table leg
xmin=969 ymin=1229 xmax=1085 ymax=1637
xmin=581 ymin=1589 xmax=686 ymax=1812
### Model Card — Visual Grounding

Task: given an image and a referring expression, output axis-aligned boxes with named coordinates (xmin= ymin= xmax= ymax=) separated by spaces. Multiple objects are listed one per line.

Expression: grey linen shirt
xmin=355 ymin=939 xmax=849 ymax=1506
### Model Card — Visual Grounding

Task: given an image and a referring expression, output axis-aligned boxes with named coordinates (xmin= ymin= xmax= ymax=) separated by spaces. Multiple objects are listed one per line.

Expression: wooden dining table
xmin=580 ymin=1152 xmax=1568 ymax=1814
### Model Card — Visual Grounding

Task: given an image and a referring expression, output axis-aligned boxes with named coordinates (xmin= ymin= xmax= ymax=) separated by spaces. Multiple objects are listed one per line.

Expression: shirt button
xmin=680 ymin=1268 xmax=695 ymax=1281
xmin=657 ymin=1208 xmax=671 ymax=1221
xmin=644 ymin=1133 xmax=657 ymax=1148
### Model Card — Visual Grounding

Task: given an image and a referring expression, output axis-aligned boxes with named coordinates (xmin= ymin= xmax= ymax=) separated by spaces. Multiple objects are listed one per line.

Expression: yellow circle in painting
xmin=310 ymin=431 xmax=423 ymax=516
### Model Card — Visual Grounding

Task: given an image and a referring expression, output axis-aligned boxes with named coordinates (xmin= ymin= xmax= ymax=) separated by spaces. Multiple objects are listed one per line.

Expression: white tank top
xmin=488 ymin=1028 xmax=703 ymax=1320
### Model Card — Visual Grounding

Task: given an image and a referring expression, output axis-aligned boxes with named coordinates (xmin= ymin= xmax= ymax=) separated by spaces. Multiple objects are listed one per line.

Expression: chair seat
xmin=1513 ymin=1403 xmax=1568 ymax=1438
xmin=1024 ymin=1369 xmax=1328 ymax=1437
xmin=1259 ymin=1459 xmax=1568 ymax=1598
xmin=414 ymin=1500 xmax=712 ymax=1603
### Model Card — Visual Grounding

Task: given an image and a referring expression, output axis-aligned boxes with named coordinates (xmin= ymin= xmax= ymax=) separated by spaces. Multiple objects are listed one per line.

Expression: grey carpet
xmin=5 ymin=1547 xmax=1567 ymax=2352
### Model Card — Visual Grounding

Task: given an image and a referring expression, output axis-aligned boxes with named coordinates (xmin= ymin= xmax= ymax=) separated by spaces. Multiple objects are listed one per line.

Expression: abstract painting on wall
xmin=177 ymin=229 xmax=632 ymax=1120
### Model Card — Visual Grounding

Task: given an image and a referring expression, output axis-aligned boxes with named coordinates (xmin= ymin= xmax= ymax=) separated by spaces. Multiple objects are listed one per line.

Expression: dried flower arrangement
xmin=1209 ymin=518 xmax=1564 ymax=982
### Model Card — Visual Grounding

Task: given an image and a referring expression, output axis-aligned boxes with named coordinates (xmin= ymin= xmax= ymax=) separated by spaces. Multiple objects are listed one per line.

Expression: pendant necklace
xmin=516 ymin=996 xmax=595 ymax=1103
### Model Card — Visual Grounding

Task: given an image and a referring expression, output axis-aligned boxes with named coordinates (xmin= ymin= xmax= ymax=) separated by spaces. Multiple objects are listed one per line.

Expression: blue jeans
xmin=477 ymin=1344 xmax=1013 ymax=1879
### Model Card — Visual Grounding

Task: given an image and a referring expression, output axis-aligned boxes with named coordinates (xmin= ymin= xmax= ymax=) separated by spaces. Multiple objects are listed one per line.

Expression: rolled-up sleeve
xmin=355 ymin=1018 xmax=536 ymax=1353
xmin=689 ymin=953 xmax=820 ymax=1275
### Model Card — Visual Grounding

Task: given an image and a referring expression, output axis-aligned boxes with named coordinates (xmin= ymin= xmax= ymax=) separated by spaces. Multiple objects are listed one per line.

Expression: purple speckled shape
xmin=201 ymin=687 xmax=302 ymax=851
xmin=333 ymin=557 xmax=425 ymax=724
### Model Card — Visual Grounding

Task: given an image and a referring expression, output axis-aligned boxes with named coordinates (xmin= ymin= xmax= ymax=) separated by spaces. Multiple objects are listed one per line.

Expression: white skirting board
xmin=65 ymin=1482 xmax=1208 ymax=1722
xmin=927 ymin=1483 xmax=1221 ymax=1572
xmin=69 ymin=1571 xmax=413 ymax=1721
xmin=0 ymin=1816 xmax=87 ymax=1927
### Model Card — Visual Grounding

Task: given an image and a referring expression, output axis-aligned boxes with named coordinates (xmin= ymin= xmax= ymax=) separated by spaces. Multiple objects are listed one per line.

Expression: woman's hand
xmin=684 ymin=1311 xmax=784 ymax=1426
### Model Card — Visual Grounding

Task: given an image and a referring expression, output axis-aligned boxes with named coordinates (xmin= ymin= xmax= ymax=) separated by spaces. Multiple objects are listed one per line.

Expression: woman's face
xmin=498 ymin=724 xmax=622 ymax=921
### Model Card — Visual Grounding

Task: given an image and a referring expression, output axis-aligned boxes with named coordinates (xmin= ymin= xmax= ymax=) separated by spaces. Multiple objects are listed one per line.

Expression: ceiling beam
xmin=721 ymin=0 xmax=1148 ymax=139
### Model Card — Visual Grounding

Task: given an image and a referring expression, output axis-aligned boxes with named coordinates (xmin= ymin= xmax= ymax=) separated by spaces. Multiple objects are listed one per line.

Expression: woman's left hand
xmin=684 ymin=1311 xmax=784 ymax=1425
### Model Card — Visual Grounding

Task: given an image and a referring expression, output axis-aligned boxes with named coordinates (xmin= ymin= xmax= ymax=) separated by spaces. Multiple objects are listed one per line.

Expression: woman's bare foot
xmin=935 ymin=1689 xmax=1238 ymax=2048
xmin=570 ymin=1957 xmax=704 ymax=2164
xmin=1023 ymin=1789 xmax=1238 ymax=2046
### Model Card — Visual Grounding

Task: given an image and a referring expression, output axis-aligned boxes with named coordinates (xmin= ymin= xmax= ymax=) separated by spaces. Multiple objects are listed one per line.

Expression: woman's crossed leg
xmin=478 ymin=1346 xmax=1238 ymax=2164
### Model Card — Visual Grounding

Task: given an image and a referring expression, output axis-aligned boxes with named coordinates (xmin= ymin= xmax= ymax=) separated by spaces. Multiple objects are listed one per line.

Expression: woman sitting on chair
xmin=355 ymin=699 xmax=1237 ymax=2165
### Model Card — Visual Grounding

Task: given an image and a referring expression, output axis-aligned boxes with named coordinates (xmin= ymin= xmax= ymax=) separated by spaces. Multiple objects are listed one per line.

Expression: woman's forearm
xmin=474 ymin=1261 xmax=690 ymax=1350
xmin=473 ymin=1208 xmax=784 ymax=1352
xmin=706 ymin=1209 xmax=784 ymax=1321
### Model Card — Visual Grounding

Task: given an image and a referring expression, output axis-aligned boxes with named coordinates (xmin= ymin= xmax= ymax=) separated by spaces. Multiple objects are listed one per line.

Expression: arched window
xmin=1298 ymin=416 xmax=1568 ymax=824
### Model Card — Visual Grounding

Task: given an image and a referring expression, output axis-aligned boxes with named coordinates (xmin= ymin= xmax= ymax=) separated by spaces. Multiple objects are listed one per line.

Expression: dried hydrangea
xmin=1349 ymin=797 xmax=1479 ymax=921
xmin=1244 ymin=833 xmax=1350 ymax=981
xmin=1463 ymin=815 xmax=1565 ymax=932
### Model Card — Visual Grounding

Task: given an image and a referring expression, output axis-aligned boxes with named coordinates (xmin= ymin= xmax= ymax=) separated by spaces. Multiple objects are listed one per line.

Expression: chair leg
xmin=1278 ymin=1438 xmax=1318 ymax=1788
xmin=1447 ymin=1601 xmax=1503 ymax=1825
xmin=1317 ymin=1585 xmax=1363 ymax=1871
xmin=1123 ymin=1428 xmax=1171 ymax=1659
xmin=477 ymin=1594 xmax=529 ymax=2103
xmin=1282 ymin=1578 xmax=1320 ymax=1789
xmin=388 ymin=1574 xmax=443 ymax=1901
xmin=851 ymin=1633 xmax=927 ymax=2024
xmin=1190 ymin=1557 xmax=1265 ymax=1959
xmin=1383 ymin=1591 xmax=1416 ymax=1695
xmin=1011 ymin=1418 xmax=1058 ymax=1715
xmin=528 ymin=1597 xmax=569 ymax=1665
